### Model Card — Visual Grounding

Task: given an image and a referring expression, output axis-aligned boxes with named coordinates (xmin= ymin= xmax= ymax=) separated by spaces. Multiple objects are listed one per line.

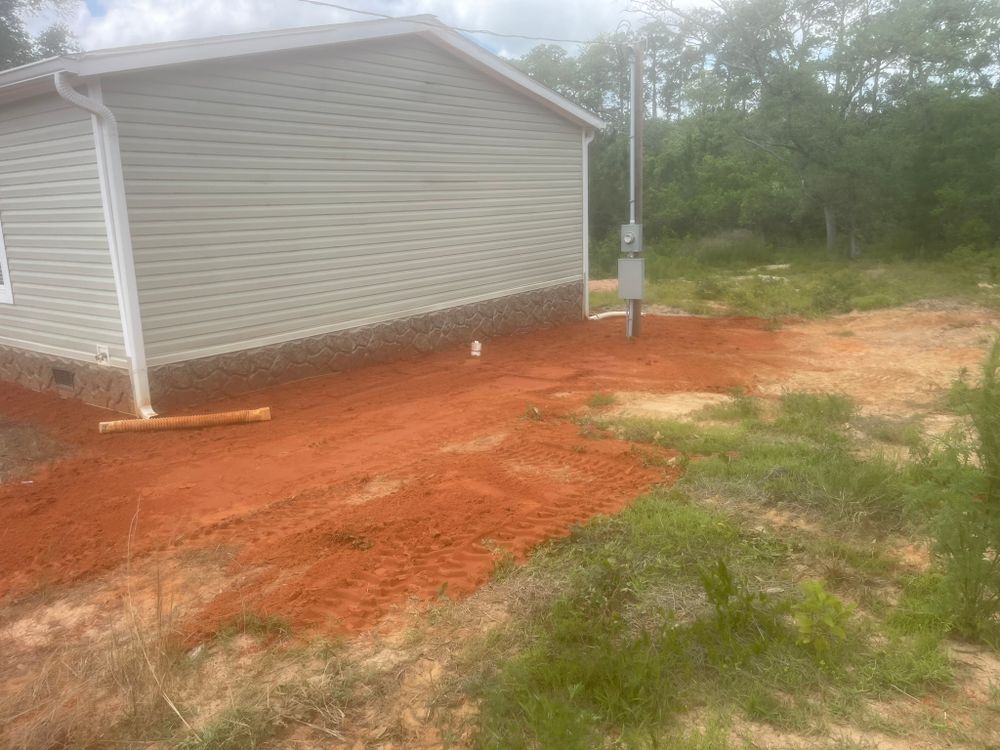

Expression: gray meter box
xmin=618 ymin=257 xmax=645 ymax=300
xmin=620 ymin=223 xmax=643 ymax=254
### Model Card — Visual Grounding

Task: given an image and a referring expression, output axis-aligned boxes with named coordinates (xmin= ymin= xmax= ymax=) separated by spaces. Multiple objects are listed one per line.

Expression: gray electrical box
xmin=620 ymin=223 xmax=643 ymax=254
xmin=618 ymin=257 xmax=645 ymax=300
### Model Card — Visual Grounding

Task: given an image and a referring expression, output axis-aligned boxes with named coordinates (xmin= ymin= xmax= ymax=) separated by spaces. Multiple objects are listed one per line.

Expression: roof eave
xmin=422 ymin=26 xmax=605 ymax=131
xmin=0 ymin=16 xmax=606 ymax=130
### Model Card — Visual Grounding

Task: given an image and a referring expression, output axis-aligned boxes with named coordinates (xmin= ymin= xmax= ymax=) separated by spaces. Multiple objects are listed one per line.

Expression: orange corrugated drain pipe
xmin=99 ymin=407 xmax=271 ymax=434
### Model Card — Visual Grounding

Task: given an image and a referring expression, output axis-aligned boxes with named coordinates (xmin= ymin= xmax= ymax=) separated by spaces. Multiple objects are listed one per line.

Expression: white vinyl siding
xmin=0 ymin=94 xmax=126 ymax=364
xmin=104 ymin=35 xmax=583 ymax=366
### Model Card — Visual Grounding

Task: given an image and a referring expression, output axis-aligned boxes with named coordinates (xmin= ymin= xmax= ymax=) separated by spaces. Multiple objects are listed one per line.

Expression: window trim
xmin=0 ymin=214 xmax=11 ymax=305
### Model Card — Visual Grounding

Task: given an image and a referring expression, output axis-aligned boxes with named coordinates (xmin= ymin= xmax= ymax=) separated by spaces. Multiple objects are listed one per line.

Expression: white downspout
xmin=54 ymin=71 xmax=156 ymax=418
xmin=582 ymin=129 xmax=595 ymax=317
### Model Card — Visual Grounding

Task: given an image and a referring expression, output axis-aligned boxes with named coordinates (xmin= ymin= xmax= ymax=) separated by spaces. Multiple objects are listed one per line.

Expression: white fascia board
xmin=0 ymin=17 xmax=428 ymax=90
xmin=422 ymin=28 xmax=606 ymax=131
xmin=73 ymin=18 xmax=430 ymax=77
xmin=0 ymin=56 xmax=68 ymax=89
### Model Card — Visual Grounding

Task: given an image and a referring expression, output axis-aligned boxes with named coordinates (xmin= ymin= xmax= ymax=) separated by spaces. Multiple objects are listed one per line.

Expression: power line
xmin=295 ymin=0 xmax=620 ymax=46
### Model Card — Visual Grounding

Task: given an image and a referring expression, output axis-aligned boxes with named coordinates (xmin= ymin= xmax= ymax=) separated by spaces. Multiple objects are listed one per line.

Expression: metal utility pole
xmin=619 ymin=41 xmax=645 ymax=338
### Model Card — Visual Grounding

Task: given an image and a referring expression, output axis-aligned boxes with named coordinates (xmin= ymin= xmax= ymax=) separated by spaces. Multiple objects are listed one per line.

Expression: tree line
xmin=1 ymin=0 xmax=76 ymax=69
xmin=2 ymin=0 xmax=996 ymax=259
xmin=516 ymin=0 xmax=1000 ymax=259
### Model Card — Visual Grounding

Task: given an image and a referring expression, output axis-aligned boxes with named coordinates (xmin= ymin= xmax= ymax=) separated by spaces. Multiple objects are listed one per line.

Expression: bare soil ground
xmin=1 ymin=305 xmax=997 ymax=747
xmin=0 ymin=317 xmax=777 ymax=635
xmin=765 ymin=302 xmax=997 ymax=419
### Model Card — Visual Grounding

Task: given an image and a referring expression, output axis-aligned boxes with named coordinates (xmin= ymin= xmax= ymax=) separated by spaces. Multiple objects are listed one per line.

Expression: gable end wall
xmin=103 ymin=35 xmax=586 ymax=375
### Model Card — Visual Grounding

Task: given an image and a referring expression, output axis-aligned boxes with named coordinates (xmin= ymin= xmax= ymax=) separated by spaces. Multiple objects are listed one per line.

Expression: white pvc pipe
xmin=589 ymin=310 xmax=649 ymax=321
xmin=628 ymin=47 xmax=636 ymax=225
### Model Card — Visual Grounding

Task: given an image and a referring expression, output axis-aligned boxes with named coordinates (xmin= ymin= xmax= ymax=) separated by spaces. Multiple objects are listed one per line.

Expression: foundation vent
xmin=52 ymin=368 xmax=75 ymax=388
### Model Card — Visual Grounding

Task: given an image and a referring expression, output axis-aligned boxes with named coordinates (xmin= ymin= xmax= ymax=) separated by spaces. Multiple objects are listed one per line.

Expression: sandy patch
xmin=440 ymin=433 xmax=507 ymax=454
xmin=765 ymin=304 xmax=999 ymax=418
xmin=611 ymin=391 xmax=731 ymax=420
xmin=347 ymin=476 xmax=408 ymax=506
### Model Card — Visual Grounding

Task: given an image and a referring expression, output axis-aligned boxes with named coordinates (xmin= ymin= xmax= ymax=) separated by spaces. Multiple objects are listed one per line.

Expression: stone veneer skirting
xmin=0 ymin=344 xmax=135 ymax=414
xmin=147 ymin=281 xmax=585 ymax=412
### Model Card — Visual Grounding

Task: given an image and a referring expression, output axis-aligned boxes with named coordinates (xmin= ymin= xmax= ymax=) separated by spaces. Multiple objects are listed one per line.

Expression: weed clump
xmin=586 ymin=392 xmax=616 ymax=409
xmin=924 ymin=337 xmax=1000 ymax=640
xmin=792 ymin=580 xmax=852 ymax=660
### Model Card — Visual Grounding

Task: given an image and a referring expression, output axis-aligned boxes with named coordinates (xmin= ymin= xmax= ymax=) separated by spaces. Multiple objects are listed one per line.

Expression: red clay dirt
xmin=0 ymin=316 xmax=789 ymax=636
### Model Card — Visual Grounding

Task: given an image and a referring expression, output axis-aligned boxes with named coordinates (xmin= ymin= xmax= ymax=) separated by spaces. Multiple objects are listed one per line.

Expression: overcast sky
xmin=33 ymin=0 xmax=652 ymax=58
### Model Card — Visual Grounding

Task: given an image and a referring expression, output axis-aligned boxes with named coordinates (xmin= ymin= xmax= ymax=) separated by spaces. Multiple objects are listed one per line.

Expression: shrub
xmin=934 ymin=500 xmax=1000 ymax=638
xmin=694 ymin=276 xmax=726 ymax=300
xmin=689 ymin=230 xmax=775 ymax=267
xmin=792 ymin=581 xmax=852 ymax=660
xmin=930 ymin=337 xmax=1000 ymax=639
xmin=811 ymin=269 xmax=867 ymax=313
xmin=699 ymin=559 xmax=785 ymax=649
xmin=587 ymin=392 xmax=616 ymax=409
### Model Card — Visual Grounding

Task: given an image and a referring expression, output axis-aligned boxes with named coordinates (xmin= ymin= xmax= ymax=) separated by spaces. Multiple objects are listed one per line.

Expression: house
xmin=0 ymin=16 xmax=604 ymax=416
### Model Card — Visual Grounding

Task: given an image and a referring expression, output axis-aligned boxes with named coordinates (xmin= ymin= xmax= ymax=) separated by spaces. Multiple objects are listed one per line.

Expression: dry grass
xmin=0 ymin=491 xmax=424 ymax=748
xmin=0 ymin=506 xmax=192 ymax=748
xmin=0 ymin=421 xmax=65 ymax=483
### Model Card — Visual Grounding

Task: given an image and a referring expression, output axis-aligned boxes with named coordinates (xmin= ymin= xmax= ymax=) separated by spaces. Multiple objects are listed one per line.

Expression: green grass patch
xmin=853 ymin=415 xmax=924 ymax=447
xmin=581 ymin=414 xmax=747 ymax=456
xmin=608 ymin=393 xmax=915 ymax=534
xmin=176 ymin=705 xmax=280 ymax=750
xmin=696 ymin=389 xmax=760 ymax=421
xmin=466 ymin=388 xmax=979 ymax=747
xmin=586 ymin=391 xmax=617 ymax=409
xmin=588 ymin=245 xmax=1000 ymax=318
xmin=215 ymin=612 xmax=291 ymax=642
xmin=471 ymin=487 xmax=950 ymax=748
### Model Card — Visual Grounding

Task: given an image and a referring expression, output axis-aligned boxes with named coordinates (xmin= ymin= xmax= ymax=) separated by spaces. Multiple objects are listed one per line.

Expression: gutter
xmin=54 ymin=71 xmax=156 ymax=418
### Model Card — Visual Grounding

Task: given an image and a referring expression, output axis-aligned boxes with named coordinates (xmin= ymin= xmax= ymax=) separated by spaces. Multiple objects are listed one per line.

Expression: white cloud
xmin=72 ymin=0 xmax=647 ymax=58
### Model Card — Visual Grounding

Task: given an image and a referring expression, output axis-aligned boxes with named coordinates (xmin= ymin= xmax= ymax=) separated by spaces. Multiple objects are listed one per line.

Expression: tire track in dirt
xmin=186 ymin=419 xmax=677 ymax=635
xmin=0 ymin=316 xmax=779 ymax=637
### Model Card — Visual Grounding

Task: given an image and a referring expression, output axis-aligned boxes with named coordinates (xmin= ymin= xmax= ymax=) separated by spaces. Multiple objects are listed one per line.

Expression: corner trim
xmin=0 ymin=212 xmax=12 ymax=305
xmin=582 ymin=129 xmax=595 ymax=317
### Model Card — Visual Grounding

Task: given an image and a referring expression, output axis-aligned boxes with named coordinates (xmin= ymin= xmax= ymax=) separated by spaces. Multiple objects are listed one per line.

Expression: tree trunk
xmin=849 ymin=216 xmax=862 ymax=259
xmin=824 ymin=206 xmax=837 ymax=254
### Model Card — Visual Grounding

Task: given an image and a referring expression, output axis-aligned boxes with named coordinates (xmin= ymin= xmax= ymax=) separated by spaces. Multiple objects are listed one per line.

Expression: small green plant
xmin=699 ymin=388 xmax=759 ymax=421
xmin=586 ymin=392 xmax=616 ymax=409
xmin=930 ymin=337 xmax=1000 ymax=639
xmin=177 ymin=705 xmax=279 ymax=750
xmin=775 ymin=392 xmax=854 ymax=440
xmin=694 ymin=276 xmax=726 ymax=300
xmin=792 ymin=580 xmax=852 ymax=660
xmin=810 ymin=269 xmax=867 ymax=313
xmin=853 ymin=414 xmax=923 ymax=447
xmin=215 ymin=612 xmax=291 ymax=642
xmin=699 ymin=559 xmax=781 ymax=643
xmin=934 ymin=500 xmax=1000 ymax=638
xmin=490 ymin=548 xmax=518 ymax=581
